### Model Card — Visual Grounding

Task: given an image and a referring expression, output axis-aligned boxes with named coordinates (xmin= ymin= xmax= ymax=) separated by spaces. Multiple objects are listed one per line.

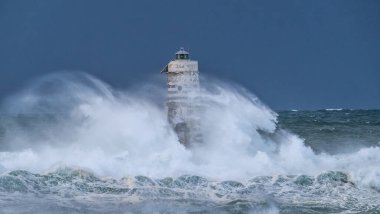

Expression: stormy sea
xmin=0 ymin=73 xmax=379 ymax=213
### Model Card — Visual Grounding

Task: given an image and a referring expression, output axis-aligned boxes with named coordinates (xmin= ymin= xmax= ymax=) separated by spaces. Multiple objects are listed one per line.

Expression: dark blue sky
xmin=0 ymin=0 xmax=379 ymax=110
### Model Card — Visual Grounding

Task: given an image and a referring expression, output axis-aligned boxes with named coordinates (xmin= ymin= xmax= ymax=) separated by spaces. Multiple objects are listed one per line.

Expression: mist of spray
xmin=0 ymin=72 xmax=379 ymax=190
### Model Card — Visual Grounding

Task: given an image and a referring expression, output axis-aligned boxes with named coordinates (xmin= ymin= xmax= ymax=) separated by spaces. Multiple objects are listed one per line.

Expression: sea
xmin=0 ymin=73 xmax=379 ymax=213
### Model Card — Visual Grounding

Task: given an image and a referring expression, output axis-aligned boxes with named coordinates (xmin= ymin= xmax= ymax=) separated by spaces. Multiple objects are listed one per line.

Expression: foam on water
xmin=0 ymin=72 xmax=379 ymax=192
xmin=0 ymin=167 xmax=378 ymax=213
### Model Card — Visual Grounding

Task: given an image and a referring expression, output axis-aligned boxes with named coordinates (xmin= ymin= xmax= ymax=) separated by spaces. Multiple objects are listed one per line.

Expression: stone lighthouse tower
xmin=161 ymin=48 xmax=202 ymax=146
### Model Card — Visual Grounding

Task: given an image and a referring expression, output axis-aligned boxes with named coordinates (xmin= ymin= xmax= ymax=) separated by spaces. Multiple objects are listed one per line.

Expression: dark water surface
xmin=278 ymin=109 xmax=380 ymax=154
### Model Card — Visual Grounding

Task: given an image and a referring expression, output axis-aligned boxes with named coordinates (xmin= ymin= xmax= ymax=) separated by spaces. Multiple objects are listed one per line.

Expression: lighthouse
xmin=161 ymin=48 xmax=202 ymax=146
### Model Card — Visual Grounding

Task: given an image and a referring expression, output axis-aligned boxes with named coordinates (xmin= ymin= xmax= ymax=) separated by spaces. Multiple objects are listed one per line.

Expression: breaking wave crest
xmin=0 ymin=167 xmax=378 ymax=213
xmin=0 ymin=72 xmax=379 ymax=195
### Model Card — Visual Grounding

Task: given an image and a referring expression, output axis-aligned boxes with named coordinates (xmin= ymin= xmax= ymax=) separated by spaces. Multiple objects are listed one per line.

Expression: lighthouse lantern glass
xmin=176 ymin=54 xmax=188 ymax=60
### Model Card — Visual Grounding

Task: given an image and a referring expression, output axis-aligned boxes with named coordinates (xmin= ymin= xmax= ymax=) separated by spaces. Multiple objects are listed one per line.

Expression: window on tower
xmin=176 ymin=54 xmax=188 ymax=59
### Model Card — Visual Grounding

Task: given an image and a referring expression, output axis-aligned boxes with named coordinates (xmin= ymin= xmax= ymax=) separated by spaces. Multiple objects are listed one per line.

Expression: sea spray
xmin=0 ymin=72 xmax=379 ymax=187
xmin=0 ymin=72 xmax=279 ymax=179
xmin=0 ymin=73 xmax=380 ymax=212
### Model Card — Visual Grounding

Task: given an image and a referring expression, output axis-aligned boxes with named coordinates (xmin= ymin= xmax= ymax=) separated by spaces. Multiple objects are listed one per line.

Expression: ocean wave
xmin=0 ymin=167 xmax=379 ymax=213
xmin=325 ymin=108 xmax=343 ymax=111
xmin=0 ymin=73 xmax=380 ymax=213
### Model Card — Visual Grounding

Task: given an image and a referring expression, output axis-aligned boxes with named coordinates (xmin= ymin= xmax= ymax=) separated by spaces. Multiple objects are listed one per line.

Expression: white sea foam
xmin=0 ymin=72 xmax=379 ymax=190
xmin=325 ymin=108 xmax=343 ymax=111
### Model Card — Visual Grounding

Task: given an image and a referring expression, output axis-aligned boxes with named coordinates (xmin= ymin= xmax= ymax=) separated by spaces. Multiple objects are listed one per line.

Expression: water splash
xmin=0 ymin=72 xmax=379 ymax=191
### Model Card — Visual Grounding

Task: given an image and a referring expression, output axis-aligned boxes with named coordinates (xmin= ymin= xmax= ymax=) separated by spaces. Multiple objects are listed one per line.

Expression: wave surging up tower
xmin=161 ymin=48 xmax=202 ymax=147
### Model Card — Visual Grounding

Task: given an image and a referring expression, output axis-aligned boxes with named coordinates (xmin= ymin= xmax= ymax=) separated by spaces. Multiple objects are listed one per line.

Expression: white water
xmin=0 ymin=72 xmax=379 ymax=190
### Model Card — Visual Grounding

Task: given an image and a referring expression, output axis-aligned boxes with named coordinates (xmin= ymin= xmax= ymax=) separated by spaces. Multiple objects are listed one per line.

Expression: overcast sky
xmin=0 ymin=0 xmax=379 ymax=110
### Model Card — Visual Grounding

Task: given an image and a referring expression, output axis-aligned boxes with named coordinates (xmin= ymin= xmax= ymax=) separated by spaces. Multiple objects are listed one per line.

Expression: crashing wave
xmin=0 ymin=73 xmax=380 ymax=213
xmin=0 ymin=168 xmax=379 ymax=213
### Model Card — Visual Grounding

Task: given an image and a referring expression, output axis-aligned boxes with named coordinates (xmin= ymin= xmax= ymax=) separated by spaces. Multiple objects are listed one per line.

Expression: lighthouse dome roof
xmin=176 ymin=47 xmax=189 ymax=55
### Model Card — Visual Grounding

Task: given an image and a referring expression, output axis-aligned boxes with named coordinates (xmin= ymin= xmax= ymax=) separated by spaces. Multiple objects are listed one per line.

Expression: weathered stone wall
xmin=165 ymin=60 xmax=201 ymax=146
